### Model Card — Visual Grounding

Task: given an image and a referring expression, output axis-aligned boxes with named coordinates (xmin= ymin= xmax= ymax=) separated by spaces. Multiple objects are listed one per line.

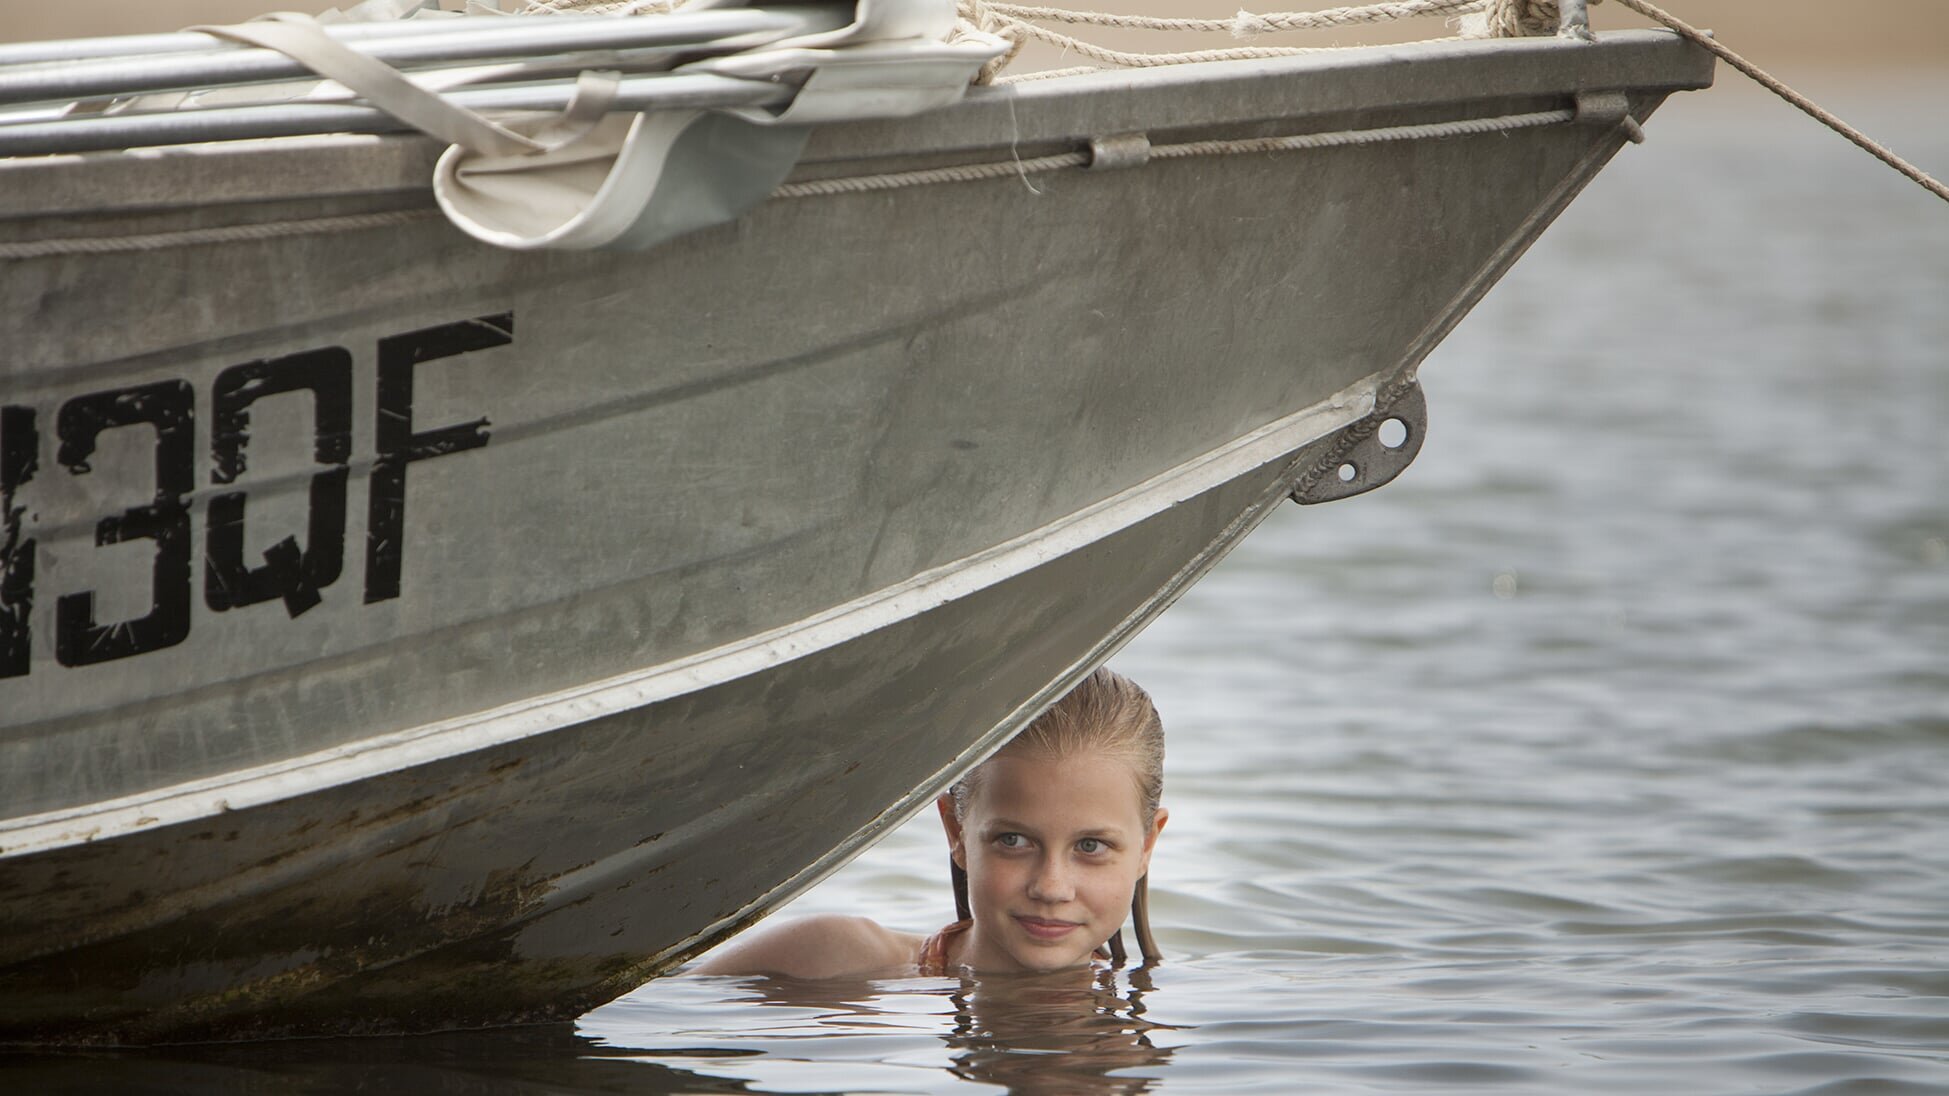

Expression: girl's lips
xmin=1014 ymin=916 xmax=1080 ymax=941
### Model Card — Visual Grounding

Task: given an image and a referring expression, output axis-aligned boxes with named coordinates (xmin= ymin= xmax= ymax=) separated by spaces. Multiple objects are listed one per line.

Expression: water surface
xmin=591 ymin=74 xmax=1949 ymax=1096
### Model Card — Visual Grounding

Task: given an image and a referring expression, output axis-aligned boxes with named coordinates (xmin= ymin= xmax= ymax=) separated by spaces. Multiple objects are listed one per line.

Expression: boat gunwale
xmin=0 ymin=29 xmax=1712 ymax=221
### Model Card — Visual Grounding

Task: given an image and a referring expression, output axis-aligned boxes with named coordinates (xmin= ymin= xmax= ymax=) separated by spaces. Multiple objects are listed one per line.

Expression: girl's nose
xmin=1027 ymin=856 xmax=1074 ymax=902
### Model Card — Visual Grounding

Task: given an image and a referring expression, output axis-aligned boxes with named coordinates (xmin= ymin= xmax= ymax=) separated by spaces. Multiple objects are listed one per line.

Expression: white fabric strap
xmin=530 ymin=67 xmax=624 ymax=146
xmin=192 ymin=18 xmax=546 ymax=156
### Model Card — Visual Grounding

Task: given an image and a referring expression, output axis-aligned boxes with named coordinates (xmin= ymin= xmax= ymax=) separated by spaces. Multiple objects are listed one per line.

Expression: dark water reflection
xmin=2 ymin=1026 xmax=666 ymax=1095
xmin=2 ymin=967 xmax=1176 ymax=1094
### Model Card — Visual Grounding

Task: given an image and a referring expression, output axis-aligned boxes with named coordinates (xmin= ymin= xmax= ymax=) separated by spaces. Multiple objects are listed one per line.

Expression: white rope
xmin=958 ymin=0 xmax=1482 ymax=81
xmin=1004 ymin=19 xmax=1332 ymax=67
xmin=1608 ymin=0 xmax=1949 ymax=206
xmin=1 ymin=109 xmax=1573 ymax=259
xmin=983 ymin=0 xmax=1484 ymax=36
xmin=1480 ymin=0 xmax=1573 ymax=37
xmin=514 ymin=0 xmax=645 ymax=13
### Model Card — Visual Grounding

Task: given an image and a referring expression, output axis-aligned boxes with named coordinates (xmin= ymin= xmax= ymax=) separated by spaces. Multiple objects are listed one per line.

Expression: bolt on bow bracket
xmin=1290 ymin=380 xmax=1427 ymax=505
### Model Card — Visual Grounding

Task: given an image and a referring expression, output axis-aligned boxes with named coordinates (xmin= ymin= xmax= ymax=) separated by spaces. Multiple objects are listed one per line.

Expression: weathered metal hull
xmin=0 ymin=32 xmax=1710 ymax=1042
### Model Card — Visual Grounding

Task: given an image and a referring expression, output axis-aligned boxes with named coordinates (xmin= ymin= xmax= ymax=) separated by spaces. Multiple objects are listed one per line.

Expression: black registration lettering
xmin=1 ymin=405 xmax=37 ymax=679
xmin=54 ymin=381 xmax=195 ymax=666
xmin=364 ymin=313 xmax=504 ymax=604
xmin=1 ymin=311 xmax=508 ymax=677
xmin=206 ymin=348 xmax=354 ymax=619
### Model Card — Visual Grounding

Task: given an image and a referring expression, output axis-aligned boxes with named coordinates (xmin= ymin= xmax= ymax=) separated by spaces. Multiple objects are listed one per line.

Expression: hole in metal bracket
xmin=1378 ymin=418 xmax=1408 ymax=450
xmin=1291 ymin=382 xmax=1429 ymax=506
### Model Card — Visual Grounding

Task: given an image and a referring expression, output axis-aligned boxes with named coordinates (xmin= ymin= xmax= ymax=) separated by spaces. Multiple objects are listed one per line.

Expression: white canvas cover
xmin=203 ymin=0 xmax=1003 ymax=250
xmin=436 ymin=0 xmax=1002 ymax=249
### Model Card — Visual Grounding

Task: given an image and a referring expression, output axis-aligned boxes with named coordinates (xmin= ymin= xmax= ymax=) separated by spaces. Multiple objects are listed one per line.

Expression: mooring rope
xmin=961 ymin=0 xmax=1949 ymax=212
xmin=504 ymin=0 xmax=1949 ymax=210
xmin=1604 ymin=0 xmax=1949 ymax=205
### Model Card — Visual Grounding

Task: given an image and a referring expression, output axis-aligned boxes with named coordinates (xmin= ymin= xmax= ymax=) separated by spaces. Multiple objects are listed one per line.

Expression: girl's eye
xmin=1077 ymin=838 xmax=1105 ymax=855
xmin=995 ymin=833 xmax=1026 ymax=849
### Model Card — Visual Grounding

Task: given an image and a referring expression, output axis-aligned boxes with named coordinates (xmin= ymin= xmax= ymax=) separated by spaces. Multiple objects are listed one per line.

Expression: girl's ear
xmin=937 ymin=794 xmax=967 ymax=870
xmin=1138 ymin=806 xmax=1169 ymax=874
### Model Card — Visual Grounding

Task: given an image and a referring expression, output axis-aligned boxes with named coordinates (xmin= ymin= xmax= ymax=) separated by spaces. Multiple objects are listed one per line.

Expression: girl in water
xmin=694 ymin=667 xmax=1168 ymax=978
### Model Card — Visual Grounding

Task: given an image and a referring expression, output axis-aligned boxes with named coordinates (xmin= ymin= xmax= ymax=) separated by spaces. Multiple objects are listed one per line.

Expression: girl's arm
xmin=689 ymin=914 xmax=920 ymax=979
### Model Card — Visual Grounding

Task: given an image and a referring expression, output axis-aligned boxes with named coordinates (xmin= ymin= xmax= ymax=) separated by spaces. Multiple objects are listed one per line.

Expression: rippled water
xmin=12 ymin=75 xmax=1948 ymax=1095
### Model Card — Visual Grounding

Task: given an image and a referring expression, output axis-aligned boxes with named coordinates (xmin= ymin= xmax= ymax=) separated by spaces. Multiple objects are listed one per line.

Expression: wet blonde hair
xmin=951 ymin=666 xmax=1164 ymax=821
xmin=947 ymin=666 xmax=1167 ymax=963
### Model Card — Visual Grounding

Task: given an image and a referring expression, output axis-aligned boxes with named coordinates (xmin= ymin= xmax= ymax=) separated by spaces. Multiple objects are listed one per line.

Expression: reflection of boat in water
xmin=0 ymin=0 xmax=1709 ymax=1043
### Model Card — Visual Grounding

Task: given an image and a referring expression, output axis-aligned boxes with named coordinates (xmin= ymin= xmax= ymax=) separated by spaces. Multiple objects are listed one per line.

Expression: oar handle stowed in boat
xmin=0 ymin=0 xmax=1006 ymax=248
xmin=0 ymin=8 xmax=847 ymax=108
xmin=0 ymin=10 xmax=714 ymax=66
xmin=0 ymin=72 xmax=796 ymax=157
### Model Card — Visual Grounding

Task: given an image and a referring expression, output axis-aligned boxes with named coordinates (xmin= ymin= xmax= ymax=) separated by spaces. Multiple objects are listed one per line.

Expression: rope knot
xmin=1230 ymin=9 xmax=1278 ymax=38
xmin=956 ymin=0 xmax=1030 ymax=82
xmin=1481 ymin=0 xmax=1601 ymax=37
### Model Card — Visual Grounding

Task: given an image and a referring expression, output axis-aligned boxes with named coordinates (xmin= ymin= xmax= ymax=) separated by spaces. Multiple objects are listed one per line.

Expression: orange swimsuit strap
xmin=918 ymin=918 xmax=972 ymax=976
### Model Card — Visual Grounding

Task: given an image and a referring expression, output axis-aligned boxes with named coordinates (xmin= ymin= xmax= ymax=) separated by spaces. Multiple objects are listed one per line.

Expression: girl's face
xmin=938 ymin=750 xmax=1167 ymax=973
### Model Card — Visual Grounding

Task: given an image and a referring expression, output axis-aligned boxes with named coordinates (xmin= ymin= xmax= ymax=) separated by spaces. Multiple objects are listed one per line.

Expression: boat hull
xmin=0 ymin=31 xmax=1711 ymax=1041
xmin=0 ymin=434 xmax=1314 ymax=1043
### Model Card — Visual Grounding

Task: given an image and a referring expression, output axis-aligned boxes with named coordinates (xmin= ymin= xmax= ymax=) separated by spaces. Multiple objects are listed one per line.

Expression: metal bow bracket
xmin=1290 ymin=381 xmax=1428 ymax=505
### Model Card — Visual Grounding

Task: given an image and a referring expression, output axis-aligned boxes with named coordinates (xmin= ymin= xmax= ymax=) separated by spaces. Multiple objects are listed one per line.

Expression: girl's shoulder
xmin=689 ymin=914 xmax=924 ymax=979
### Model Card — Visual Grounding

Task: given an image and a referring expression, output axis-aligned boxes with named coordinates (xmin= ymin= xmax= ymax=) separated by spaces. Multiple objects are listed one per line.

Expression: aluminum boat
xmin=0 ymin=4 xmax=1711 ymax=1042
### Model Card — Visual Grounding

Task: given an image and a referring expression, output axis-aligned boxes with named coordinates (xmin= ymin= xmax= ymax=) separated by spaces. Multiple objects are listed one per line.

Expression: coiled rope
xmin=957 ymin=0 xmax=1487 ymax=82
xmin=976 ymin=0 xmax=1482 ymax=36
xmin=1481 ymin=0 xmax=1584 ymax=37
xmin=498 ymin=0 xmax=1491 ymax=85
